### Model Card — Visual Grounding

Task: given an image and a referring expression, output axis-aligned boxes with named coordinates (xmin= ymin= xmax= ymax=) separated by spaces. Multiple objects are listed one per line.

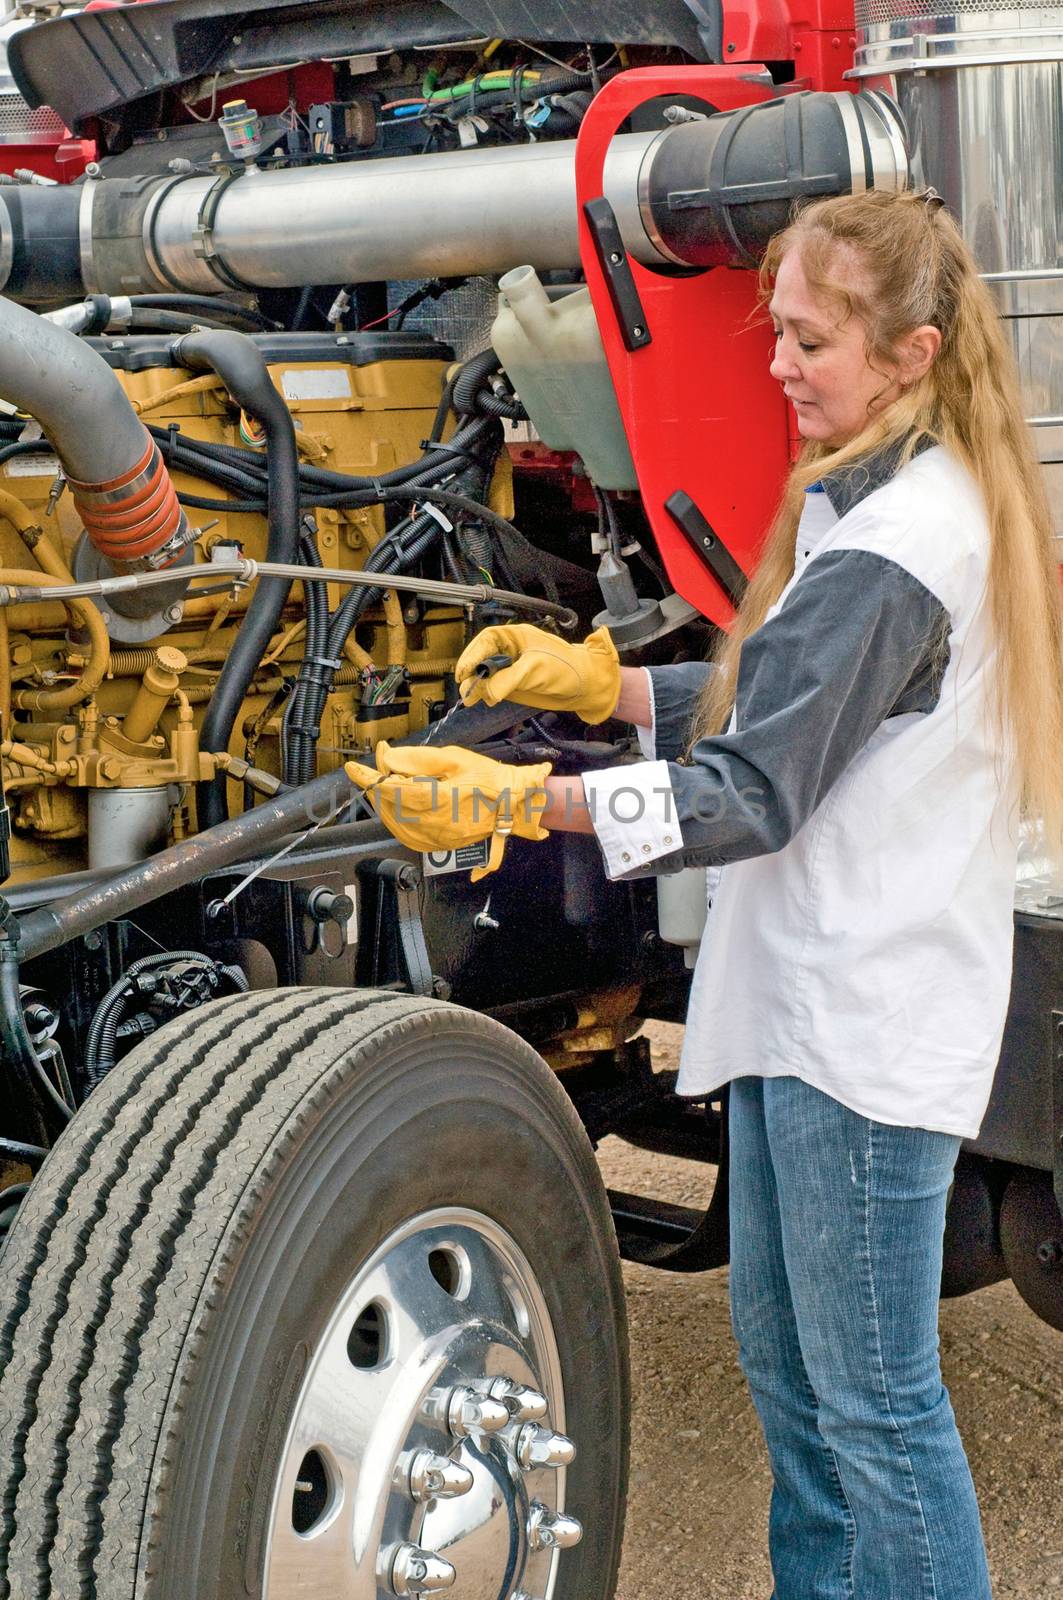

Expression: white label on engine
xmin=423 ymin=841 xmax=490 ymax=877
xmin=5 ymin=454 xmax=61 ymax=477
xmin=281 ymin=369 xmax=353 ymax=401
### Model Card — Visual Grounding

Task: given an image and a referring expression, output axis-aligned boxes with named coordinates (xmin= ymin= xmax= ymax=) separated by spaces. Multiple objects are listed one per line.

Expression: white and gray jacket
xmin=582 ymin=444 xmax=1019 ymax=1138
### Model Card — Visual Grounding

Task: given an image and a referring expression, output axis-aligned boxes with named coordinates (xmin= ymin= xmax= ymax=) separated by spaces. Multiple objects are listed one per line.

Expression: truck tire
xmin=0 ymin=986 xmax=628 ymax=1600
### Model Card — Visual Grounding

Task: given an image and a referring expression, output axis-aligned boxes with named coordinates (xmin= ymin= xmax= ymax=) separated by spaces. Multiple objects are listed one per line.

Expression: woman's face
xmin=768 ymin=245 xmax=898 ymax=448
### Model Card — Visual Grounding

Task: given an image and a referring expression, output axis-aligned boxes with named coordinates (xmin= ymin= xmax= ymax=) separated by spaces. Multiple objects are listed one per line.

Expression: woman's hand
xmin=455 ymin=623 xmax=622 ymax=723
xmin=345 ymin=742 xmax=553 ymax=881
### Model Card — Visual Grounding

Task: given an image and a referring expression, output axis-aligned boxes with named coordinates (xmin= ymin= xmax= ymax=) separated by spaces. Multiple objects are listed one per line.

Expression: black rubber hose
xmin=452 ymin=349 xmax=502 ymax=416
xmin=0 ymin=440 xmax=58 ymax=469
xmin=291 ymin=510 xmax=443 ymax=772
xmin=151 ymin=415 xmax=493 ymax=494
xmin=18 ymin=768 xmax=372 ymax=964
xmin=0 ymin=1135 xmax=47 ymax=1168
xmin=474 ymin=390 xmax=527 ymax=419
xmin=284 ymin=529 xmax=330 ymax=786
xmin=130 ymin=294 xmax=279 ymax=331
xmin=429 ymin=369 xmax=459 ymax=444
xmin=85 ymin=950 xmax=225 ymax=1088
xmin=171 ymin=330 xmax=301 ymax=825
xmin=126 ymin=309 xmax=271 ymax=335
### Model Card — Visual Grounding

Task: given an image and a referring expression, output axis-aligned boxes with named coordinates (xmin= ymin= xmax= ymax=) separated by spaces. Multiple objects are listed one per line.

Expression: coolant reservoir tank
xmin=491 ymin=266 xmax=638 ymax=491
xmin=657 ymin=868 xmax=709 ymax=969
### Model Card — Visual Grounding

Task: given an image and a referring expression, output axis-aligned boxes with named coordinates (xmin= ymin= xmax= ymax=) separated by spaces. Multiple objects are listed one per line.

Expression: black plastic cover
xmin=88 ymin=329 xmax=453 ymax=373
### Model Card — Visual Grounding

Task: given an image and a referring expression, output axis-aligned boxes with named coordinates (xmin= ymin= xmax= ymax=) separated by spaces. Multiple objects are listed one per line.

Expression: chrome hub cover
xmin=264 ymin=1208 xmax=580 ymax=1600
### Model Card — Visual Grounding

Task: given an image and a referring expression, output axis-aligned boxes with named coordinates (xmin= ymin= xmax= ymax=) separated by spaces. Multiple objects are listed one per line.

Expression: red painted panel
xmin=575 ymin=67 xmax=793 ymax=627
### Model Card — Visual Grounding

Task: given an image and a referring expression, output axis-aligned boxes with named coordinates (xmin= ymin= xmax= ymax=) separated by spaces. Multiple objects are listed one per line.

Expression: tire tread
xmin=0 ymin=987 xmax=625 ymax=1600
xmin=0 ymin=989 xmax=424 ymax=1599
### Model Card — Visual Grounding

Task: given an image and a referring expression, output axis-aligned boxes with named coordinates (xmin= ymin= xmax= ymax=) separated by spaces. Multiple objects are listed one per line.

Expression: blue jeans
xmin=728 ymin=1075 xmax=991 ymax=1600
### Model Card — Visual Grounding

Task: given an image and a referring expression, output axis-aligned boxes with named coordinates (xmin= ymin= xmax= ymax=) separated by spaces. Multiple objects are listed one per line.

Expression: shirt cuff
xmin=581 ymin=760 xmax=679 ymax=880
xmin=635 ymin=667 xmax=656 ymax=761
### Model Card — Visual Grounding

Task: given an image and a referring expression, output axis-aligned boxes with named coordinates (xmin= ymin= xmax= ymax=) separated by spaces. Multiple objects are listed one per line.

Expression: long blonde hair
xmin=692 ymin=188 xmax=1063 ymax=849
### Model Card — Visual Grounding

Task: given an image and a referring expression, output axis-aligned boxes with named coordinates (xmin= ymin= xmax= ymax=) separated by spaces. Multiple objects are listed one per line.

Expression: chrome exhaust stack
xmin=849 ymin=2 xmax=1063 ymax=527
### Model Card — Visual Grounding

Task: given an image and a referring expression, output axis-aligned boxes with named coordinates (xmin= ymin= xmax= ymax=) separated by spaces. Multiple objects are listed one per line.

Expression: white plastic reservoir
xmin=657 ymin=868 xmax=710 ymax=969
xmin=491 ymin=265 xmax=639 ymax=491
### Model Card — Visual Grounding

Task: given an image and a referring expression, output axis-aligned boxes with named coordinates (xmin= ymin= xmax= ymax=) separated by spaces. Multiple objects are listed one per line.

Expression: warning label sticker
xmin=4 ymin=454 xmax=61 ymax=478
xmin=422 ymin=841 xmax=490 ymax=876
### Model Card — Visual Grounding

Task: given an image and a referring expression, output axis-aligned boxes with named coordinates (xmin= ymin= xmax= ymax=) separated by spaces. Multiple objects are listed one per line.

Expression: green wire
xmin=426 ymin=70 xmax=540 ymax=104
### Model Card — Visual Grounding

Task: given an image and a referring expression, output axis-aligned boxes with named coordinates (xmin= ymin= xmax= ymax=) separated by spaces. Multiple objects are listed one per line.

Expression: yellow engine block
xmin=0 ymin=337 xmax=512 ymax=882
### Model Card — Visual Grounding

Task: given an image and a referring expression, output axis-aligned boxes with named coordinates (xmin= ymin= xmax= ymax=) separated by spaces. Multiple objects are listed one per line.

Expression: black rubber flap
xmin=10 ymin=0 xmax=716 ymax=130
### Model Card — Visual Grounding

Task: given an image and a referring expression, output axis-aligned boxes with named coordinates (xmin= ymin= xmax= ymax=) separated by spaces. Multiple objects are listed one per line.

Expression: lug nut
xmin=488 ymin=1378 xmax=548 ymax=1422
xmin=387 ymin=1542 xmax=456 ymax=1595
xmin=528 ymin=1502 xmax=583 ymax=1551
xmin=404 ymin=1449 xmax=474 ymax=1502
xmin=444 ymin=1386 xmax=510 ymax=1439
xmin=514 ymin=1423 xmax=576 ymax=1470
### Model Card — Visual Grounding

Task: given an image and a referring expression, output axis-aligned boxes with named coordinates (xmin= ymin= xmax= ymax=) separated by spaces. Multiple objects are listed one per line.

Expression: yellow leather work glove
xmin=455 ymin=622 xmax=621 ymax=723
xmin=345 ymin=741 xmax=553 ymax=882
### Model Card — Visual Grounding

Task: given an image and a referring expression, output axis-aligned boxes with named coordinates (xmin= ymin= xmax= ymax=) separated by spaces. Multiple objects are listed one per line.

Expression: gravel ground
xmin=595 ymin=1024 xmax=1063 ymax=1600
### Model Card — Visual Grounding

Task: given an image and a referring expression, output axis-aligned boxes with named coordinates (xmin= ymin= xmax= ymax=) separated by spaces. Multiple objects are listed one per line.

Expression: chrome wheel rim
xmin=263 ymin=1207 xmax=580 ymax=1600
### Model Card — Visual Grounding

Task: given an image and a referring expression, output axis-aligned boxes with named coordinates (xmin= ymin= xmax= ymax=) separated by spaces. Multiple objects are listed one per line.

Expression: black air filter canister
xmin=636 ymin=89 xmax=909 ymax=270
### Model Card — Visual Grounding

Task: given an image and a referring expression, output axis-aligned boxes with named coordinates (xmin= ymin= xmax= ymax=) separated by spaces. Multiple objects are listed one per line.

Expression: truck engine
xmin=0 ymin=1 xmax=1058 ymax=1597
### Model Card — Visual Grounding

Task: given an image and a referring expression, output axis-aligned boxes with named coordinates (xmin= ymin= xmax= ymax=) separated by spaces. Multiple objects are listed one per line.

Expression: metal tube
xmin=0 ymin=558 xmax=581 ymax=630
xmin=137 ymin=133 xmax=660 ymax=294
xmin=0 ymin=295 xmax=148 ymax=482
xmin=0 ymin=91 xmax=909 ymax=300
xmin=17 ymin=767 xmax=365 ymax=962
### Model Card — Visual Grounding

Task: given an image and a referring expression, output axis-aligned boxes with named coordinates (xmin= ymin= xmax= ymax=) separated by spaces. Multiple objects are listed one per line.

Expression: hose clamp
xmin=70 ymin=449 xmax=160 ymax=509
xmin=143 ymin=510 xmax=197 ymax=571
xmin=192 ymin=170 xmax=254 ymax=292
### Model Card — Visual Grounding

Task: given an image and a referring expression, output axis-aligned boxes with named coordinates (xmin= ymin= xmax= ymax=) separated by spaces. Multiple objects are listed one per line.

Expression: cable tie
xmin=306 ymin=654 xmax=343 ymax=670
xmin=420 ymin=438 xmax=475 ymax=463
xmin=420 ymin=501 xmax=455 ymax=533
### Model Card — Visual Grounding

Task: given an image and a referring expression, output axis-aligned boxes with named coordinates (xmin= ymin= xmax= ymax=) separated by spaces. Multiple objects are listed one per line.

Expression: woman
xmin=347 ymin=189 xmax=1063 ymax=1598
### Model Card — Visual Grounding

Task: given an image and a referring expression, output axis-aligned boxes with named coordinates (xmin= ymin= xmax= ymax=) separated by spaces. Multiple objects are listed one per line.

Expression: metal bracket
xmin=581 ymin=196 xmax=652 ymax=352
xmin=371 ymin=858 xmax=434 ymax=996
xmin=609 ymin=1089 xmax=730 ymax=1271
xmin=663 ymin=490 xmax=747 ymax=607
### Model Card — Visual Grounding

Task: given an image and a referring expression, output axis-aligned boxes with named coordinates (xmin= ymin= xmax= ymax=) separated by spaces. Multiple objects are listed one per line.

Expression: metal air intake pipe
xmin=0 ymin=90 xmax=908 ymax=302
xmin=0 ymin=295 xmax=191 ymax=573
